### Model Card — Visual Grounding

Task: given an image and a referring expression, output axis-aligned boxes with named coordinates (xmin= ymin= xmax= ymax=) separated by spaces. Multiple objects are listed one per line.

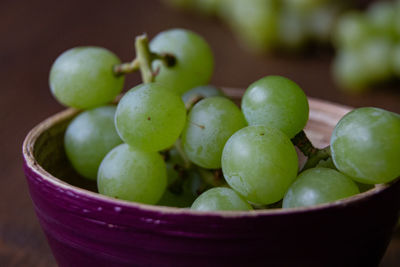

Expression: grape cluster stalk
xmin=49 ymin=28 xmax=400 ymax=211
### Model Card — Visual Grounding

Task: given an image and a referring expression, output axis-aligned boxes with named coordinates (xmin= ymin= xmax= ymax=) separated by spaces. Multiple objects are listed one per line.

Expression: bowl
xmin=23 ymin=89 xmax=400 ymax=267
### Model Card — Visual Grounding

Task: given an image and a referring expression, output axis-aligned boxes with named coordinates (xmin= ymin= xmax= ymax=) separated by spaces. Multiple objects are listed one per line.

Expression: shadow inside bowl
xmin=33 ymin=112 xmax=98 ymax=193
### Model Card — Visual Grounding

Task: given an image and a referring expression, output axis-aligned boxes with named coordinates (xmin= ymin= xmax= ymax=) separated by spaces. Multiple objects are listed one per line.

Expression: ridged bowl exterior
xmin=23 ymin=95 xmax=400 ymax=267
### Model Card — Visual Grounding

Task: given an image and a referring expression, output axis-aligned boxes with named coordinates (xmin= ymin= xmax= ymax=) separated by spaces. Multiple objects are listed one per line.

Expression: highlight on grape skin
xmin=49 ymin=46 xmax=124 ymax=109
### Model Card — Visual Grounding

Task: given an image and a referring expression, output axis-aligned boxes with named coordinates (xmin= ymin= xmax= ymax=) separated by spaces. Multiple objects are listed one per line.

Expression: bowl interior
xmin=32 ymin=110 xmax=97 ymax=192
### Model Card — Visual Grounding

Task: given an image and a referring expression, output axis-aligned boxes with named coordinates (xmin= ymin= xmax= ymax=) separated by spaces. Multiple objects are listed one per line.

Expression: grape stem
xmin=113 ymin=34 xmax=176 ymax=83
xmin=291 ymin=130 xmax=331 ymax=171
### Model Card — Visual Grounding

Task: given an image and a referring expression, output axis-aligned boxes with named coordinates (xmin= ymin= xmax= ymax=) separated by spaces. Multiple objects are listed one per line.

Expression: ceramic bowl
xmin=23 ymin=89 xmax=400 ymax=267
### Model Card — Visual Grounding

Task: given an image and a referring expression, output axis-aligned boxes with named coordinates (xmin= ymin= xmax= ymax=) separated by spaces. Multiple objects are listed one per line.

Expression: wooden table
xmin=1 ymin=0 xmax=399 ymax=266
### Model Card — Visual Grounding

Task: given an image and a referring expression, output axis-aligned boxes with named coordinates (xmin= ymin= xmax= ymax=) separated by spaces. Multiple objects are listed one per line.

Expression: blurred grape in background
xmin=164 ymin=0 xmax=400 ymax=93
xmin=164 ymin=0 xmax=349 ymax=52
xmin=333 ymin=0 xmax=400 ymax=92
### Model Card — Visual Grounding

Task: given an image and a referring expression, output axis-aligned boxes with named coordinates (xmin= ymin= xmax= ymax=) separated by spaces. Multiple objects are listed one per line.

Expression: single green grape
xmin=333 ymin=12 xmax=372 ymax=49
xmin=241 ymin=75 xmax=309 ymax=138
xmin=115 ymin=83 xmax=186 ymax=152
xmin=64 ymin=106 xmax=122 ymax=180
xmin=223 ymin=0 xmax=279 ymax=52
xmin=222 ymin=125 xmax=298 ymax=205
xmin=181 ymin=97 xmax=247 ymax=169
xmin=181 ymin=85 xmax=225 ymax=106
xmin=331 ymin=107 xmax=400 ymax=184
xmin=150 ymin=29 xmax=214 ymax=95
xmin=191 ymin=187 xmax=253 ymax=211
xmin=282 ymin=167 xmax=360 ymax=208
xmin=332 ymin=49 xmax=369 ymax=92
xmin=49 ymin=46 xmax=124 ymax=109
xmin=97 ymin=144 xmax=167 ymax=204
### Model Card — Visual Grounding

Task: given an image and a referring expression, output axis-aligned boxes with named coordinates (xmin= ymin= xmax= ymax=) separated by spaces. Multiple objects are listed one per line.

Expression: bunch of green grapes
xmin=332 ymin=0 xmax=400 ymax=92
xmin=50 ymin=28 xmax=214 ymax=205
xmin=50 ymin=29 xmax=400 ymax=211
xmin=164 ymin=0 xmax=348 ymax=53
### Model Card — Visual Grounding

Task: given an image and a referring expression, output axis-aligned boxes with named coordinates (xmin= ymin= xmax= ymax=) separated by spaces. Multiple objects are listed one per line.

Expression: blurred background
xmin=1 ymin=0 xmax=400 ymax=265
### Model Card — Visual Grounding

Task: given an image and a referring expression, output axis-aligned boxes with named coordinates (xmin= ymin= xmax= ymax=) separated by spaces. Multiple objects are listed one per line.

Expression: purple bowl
xmin=23 ymin=94 xmax=400 ymax=267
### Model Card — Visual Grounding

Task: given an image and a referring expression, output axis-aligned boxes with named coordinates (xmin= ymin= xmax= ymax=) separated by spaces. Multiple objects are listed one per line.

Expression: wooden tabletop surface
xmin=1 ymin=0 xmax=399 ymax=266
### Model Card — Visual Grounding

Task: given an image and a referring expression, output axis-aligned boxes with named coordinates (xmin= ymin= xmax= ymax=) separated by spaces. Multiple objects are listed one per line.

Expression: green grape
xmin=393 ymin=44 xmax=400 ymax=77
xmin=191 ymin=187 xmax=253 ymax=211
xmin=181 ymin=85 xmax=225 ymax=106
xmin=115 ymin=83 xmax=186 ymax=152
xmin=332 ymin=49 xmax=369 ymax=92
xmin=241 ymin=76 xmax=309 ymax=138
xmin=49 ymin=47 xmax=124 ymax=109
xmin=223 ymin=0 xmax=279 ymax=52
xmin=333 ymin=12 xmax=372 ymax=49
xmin=366 ymin=1 xmax=397 ymax=39
xmin=97 ymin=144 xmax=167 ymax=204
xmin=282 ymin=168 xmax=360 ymax=208
xmin=359 ymin=37 xmax=393 ymax=83
xmin=222 ymin=125 xmax=298 ymax=205
xmin=64 ymin=106 xmax=122 ymax=180
xmin=181 ymin=97 xmax=247 ymax=169
xmin=150 ymin=29 xmax=214 ymax=95
xmin=331 ymin=107 xmax=400 ymax=184
xmin=277 ymin=8 xmax=308 ymax=50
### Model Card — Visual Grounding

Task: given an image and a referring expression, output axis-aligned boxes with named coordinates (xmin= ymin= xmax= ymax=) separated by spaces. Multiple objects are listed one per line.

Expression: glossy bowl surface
xmin=23 ymin=90 xmax=400 ymax=267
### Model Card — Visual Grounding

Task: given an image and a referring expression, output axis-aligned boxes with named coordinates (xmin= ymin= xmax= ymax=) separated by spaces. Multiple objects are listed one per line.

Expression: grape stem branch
xmin=291 ymin=130 xmax=331 ymax=171
xmin=113 ymin=34 xmax=176 ymax=83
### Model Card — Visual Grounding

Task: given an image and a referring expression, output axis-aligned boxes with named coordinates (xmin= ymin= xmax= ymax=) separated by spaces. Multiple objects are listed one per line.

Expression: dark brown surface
xmin=0 ymin=1 xmax=399 ymax=266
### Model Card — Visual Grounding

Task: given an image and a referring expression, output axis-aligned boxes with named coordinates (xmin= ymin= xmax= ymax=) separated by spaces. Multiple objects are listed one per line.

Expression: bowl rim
xmin=22 ymin=93 xmax=395 ymax=218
